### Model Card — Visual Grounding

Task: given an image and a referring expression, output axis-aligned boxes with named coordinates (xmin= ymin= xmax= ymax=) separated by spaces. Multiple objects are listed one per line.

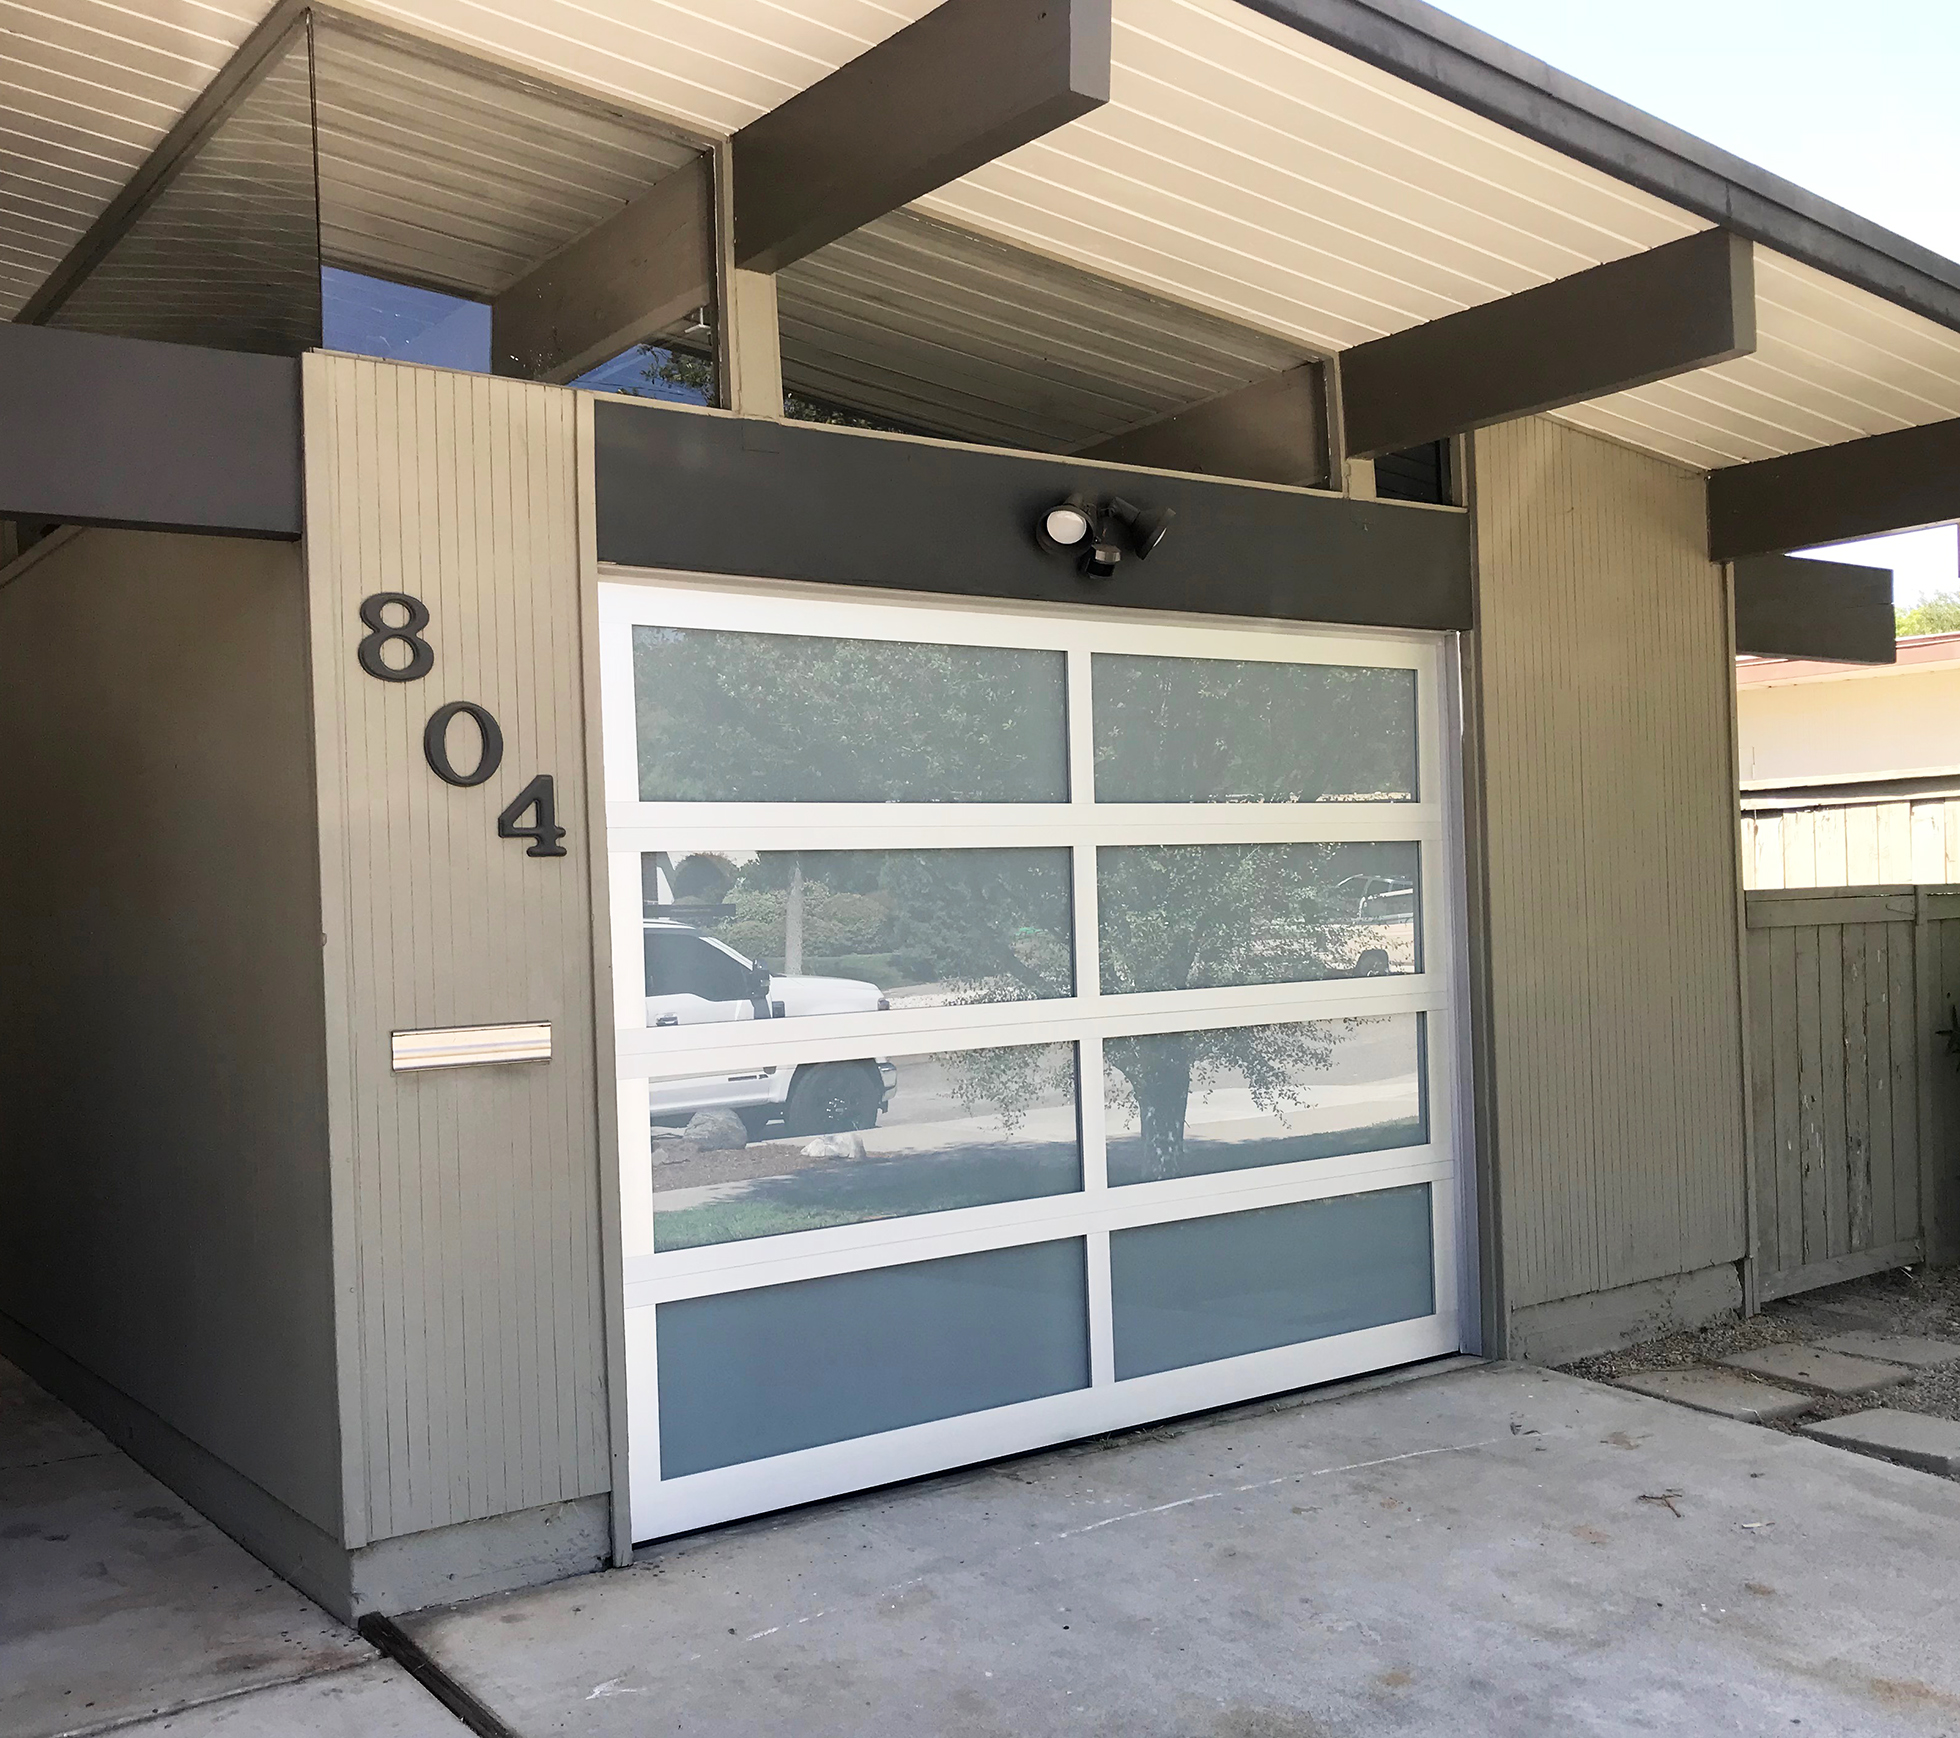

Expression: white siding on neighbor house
xmin=1737 ymin=661 xmax=1960 ymax=790
xmin=1744 ymin=799 xmax=1960 ymax=891
xmin=303 ymin=353 xmax=612 ymax=1546
xmin=1473 ymin=416 xmax=1748 ymax=1315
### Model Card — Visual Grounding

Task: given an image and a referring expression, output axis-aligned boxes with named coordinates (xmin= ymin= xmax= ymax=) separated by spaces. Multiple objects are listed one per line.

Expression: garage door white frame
xmin=598 ymin=567 xmax=1470 ymax=1541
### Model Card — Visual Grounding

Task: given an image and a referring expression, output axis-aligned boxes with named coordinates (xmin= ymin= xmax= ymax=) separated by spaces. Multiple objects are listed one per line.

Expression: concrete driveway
xmin=396 ymin=1358 xmax=1960 ymax=1737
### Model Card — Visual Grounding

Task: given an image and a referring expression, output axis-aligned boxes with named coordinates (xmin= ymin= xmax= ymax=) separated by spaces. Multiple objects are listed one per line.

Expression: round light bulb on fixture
xmin=1042 ymin=502 xmax=1092 ymax=546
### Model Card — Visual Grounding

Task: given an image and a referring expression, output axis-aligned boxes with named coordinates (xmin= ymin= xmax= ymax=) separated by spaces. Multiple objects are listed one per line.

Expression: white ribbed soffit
xmin=6 ymin=0 xmax=1960 ymax=469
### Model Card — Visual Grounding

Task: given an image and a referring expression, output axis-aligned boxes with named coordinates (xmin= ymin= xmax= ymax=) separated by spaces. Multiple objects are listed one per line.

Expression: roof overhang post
xmin=1732 ymin=554 xmax=1896 ymax=664
xmin=1339 ymin=228 xmax=1756 ymax=459
xmin=731 ymin=0 xmax=1112 ymax=275
xmin=1709 ymin=416 xmax=1960 ymax=561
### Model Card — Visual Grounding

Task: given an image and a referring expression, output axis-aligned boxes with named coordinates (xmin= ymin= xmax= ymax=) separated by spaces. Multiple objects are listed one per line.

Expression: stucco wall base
xmin=1508 ymin=1264 xmax=1743 ymax=1366
xmin=2 ymin=1309 xmax=610 ymax=1621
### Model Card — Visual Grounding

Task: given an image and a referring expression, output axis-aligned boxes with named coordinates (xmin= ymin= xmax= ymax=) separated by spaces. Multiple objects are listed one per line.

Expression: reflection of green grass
xmin=1106 ymin=1115 xmax=1427 ymax=1187
xmin=655 ymin=1201 xmax=873 ymax=1251
xmin=654 ymin=1146 xmax=1079 ymax=1251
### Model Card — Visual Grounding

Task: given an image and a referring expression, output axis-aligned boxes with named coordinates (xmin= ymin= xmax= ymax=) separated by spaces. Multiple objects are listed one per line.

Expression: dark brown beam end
xmin=1733 ymin=554 xmax=1895 ymax=663
xmin=1340 ymin=228 xmax=1755 ymax=460
xmin=0 ymin=323 xmax=300 ymax=538
xmin=733 ymin=0 xmax=1111 ymax=276
xmin=490 ymin=156 xmax=714 ymax=383
xmin=1709 ymin=415 xmax=1960 ymax=561
xmin=1074 ymin=363 xmax=1330 ymax=489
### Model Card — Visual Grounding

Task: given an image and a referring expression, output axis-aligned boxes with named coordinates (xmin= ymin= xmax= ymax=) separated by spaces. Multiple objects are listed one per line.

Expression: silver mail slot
xmin=392 ymin=1022 xmax=552 ymax=1072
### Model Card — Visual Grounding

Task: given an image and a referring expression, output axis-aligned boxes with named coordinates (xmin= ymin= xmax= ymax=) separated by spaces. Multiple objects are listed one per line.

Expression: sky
xmin=1430 ymin=0 xmax=1960 ymax=606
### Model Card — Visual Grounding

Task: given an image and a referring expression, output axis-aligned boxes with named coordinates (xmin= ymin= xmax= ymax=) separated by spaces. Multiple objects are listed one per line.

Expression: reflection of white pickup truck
xmin=643 ymin=919 xmax=896 ymax=1138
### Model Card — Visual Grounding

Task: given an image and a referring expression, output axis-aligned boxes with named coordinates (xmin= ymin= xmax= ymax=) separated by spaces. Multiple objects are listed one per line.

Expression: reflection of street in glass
xmin=652 ymin=1048 xmax=1079 ymax=1251
xmin=1106 ymin=1016 xmax=1425 ymax=1186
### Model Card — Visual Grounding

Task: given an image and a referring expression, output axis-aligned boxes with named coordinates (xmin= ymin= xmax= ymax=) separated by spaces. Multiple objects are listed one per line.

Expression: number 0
xmin=497 ymin=775 xmax=568 ymax=858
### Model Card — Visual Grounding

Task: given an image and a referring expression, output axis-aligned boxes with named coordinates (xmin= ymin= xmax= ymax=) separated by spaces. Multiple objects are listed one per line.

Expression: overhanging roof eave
xmin=1240 ymin=0 xmax=1960 ymax=339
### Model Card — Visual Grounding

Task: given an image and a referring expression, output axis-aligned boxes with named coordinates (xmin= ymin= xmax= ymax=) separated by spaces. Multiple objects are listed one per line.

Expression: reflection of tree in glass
xmin=634 ymin=629 xmax=1066 ymax=803
xmin=1094 ymin=657 xmax=1416 ymax=803
xmin=1106 ymin=1022 xmax=1367 ymax=1181
xmin=943 ymin=1044 xmax=1074 ymax=1140
xmin=1095 ymin=842 xmax=1409 ymax=1176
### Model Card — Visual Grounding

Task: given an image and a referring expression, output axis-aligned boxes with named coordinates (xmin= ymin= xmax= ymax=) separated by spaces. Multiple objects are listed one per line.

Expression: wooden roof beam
xmin=1733 ymin=554 xmax=1895 ymax=664
xmin=1339 ymin=228 xmax=1756 ymax=460
xmin=1709 ymin=416 xmax=1960 ymax=561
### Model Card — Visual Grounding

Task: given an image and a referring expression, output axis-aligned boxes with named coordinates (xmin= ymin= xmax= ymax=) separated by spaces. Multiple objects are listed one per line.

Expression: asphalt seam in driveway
xmin=360 ymin=1613 xmax=520 ymax=1738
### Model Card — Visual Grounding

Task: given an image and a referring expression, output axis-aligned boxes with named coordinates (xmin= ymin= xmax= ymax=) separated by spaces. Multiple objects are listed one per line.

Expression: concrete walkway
xmin=0 ymin=1356 xmax=463 ymax=1738
xmin=400 ymin=1360 xmax=1960 ymax=1738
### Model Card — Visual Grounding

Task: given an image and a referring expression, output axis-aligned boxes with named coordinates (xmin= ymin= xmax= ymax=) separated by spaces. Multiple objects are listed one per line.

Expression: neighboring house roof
xmin=1737 ymin=632 xmax=1960 ymax=689
xmin=4 ymin=0 xmax=1960 ymax=476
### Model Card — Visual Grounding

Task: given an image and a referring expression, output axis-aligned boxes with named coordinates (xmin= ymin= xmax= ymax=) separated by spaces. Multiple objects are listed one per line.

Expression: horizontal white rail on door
xmin=623 ymin=1148 xmax=1454 ymax=1304
xmin=608 ymin=804 xmax=1438 ymax=847
xmin=615 ymin=980 xmax=1445 ymax=1077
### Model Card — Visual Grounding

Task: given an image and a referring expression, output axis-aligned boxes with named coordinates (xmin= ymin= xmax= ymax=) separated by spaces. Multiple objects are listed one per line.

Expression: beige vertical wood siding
xmin=1473 ymin=418 xmax=1747 ymax=1311
xmin=303 ymin=354 xmax=609 ymax=1546
xmin=1744 ymin=799 xmax=1960 ymax=890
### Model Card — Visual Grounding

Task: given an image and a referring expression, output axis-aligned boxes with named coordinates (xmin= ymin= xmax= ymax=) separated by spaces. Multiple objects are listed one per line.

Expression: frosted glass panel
xmin=634 ymin=626 xmax=1067 ymax=802
xmin=1094 ymin=655 xmax=1417 ymax=803
xmin=658 ymin=1241 xmax=1090 ymax=1475
xmin=1110 ymin=1186 xmax=1434 ymax=1379
xmin=1098 ymin=842 xmax=1420 ymax=992
xmin=1105 ymin=1015 xmax=1425 ymax=1186
xmin=650 ymin=1043 xmax=1080 ymax=1250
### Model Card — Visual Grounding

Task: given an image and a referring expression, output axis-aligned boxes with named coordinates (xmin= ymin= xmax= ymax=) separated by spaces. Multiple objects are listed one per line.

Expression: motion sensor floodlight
xmin=1035 ymin=495 xmax=1094 ymax=554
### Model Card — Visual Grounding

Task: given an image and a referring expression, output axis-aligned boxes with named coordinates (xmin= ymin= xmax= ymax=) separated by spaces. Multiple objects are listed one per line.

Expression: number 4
xmin=497 ymin=775 xmax=568 ymax=858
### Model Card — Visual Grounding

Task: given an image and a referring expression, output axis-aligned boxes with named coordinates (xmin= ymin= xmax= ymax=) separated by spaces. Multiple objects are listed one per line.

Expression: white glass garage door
xmin=599 ymin=572 xmax=1466 ymax=1541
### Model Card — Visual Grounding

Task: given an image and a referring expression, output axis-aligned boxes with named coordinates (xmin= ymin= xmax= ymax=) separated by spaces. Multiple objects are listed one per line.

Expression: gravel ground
xmin=1561 ymin=1265 xmax=1960 ymax=1460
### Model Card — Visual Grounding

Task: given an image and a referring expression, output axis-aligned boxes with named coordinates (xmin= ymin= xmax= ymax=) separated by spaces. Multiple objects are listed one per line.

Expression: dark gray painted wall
xmin=594 ymin=402 xmax=1472 ymax=630
xmin=0 ymin=527 xmax=340 ymax=1533
xmin=0 ymin=323 xmax=302 ymax=538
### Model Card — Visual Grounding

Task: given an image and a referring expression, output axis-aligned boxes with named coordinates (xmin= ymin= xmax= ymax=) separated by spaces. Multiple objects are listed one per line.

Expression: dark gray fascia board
xmin=732 ymin=0 xmax=1111 ymax=276
xmin=1708 ymin=417 xmax=1960 ymax=560
xmin=0 ymin=323 xmax=302 ymax=538
xmin=1733 ymin=555 xmax=1896 ymax=665
xmin=1073 ymin=363 xmax=1330 ymax=489
xmin=592 ymin=399 xmax=1469 ymax=630
xmin=1238 ymin=0 xmax=1960 ymax=337
xmin=1341 ymin=229 xmax=1754 ymax=459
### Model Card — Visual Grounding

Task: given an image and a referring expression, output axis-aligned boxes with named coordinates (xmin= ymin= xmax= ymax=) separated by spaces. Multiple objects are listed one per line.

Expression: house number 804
xmin=357 ymin=592 xmax=568 ymax=858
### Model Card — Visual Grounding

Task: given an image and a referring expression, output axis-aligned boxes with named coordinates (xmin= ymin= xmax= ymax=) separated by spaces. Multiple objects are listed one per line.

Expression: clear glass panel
xmin=643 ymin=848 xmax=1073 ymax=1014
xmin=1109 ymin=1185 xmax=1434 ymax=1379
xmin=649 ymin=1042 xmax=1080 ymax=1250
xmin=633 ymin=627 xmax=1067 ymax=803
xmin=50 ymin=25 xmax=321 ymax=354
xmin=571 ymin=331 xmax=716 ymax=404
xmin=657 ymin=1240 xmax=1090 ymax=1476
xmin=1097 ymin=842 xmax=1421 ymax=993
xmin=1093 ymin=655 xmax=1417 ymax=803
xmin=1105 ymin=1015 xmax=1426 ymax=1186
xmin=322 ymin=268 xmax=490 ymax=370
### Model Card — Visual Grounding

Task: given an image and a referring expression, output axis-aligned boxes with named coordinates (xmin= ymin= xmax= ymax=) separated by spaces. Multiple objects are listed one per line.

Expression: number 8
xmin=357 ymin=593 xmax=435 ymax=682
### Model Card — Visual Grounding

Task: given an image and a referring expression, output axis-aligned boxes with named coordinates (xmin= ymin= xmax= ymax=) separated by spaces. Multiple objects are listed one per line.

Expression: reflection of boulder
xmin=682 ymin=1109 xmax=749 ymax=1150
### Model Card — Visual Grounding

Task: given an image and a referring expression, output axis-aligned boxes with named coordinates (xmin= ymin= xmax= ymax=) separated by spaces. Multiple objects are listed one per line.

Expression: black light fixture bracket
xmin=1032 ymin=491 xmax=1176 ymax=578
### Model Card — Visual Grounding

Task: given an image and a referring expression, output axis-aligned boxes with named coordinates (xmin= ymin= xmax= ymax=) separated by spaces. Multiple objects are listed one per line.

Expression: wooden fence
xmin=1742 ymin=796 xmax=1960 ymax=891
xmin=1743 ymin=886 xmax=1960 ymax=1301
